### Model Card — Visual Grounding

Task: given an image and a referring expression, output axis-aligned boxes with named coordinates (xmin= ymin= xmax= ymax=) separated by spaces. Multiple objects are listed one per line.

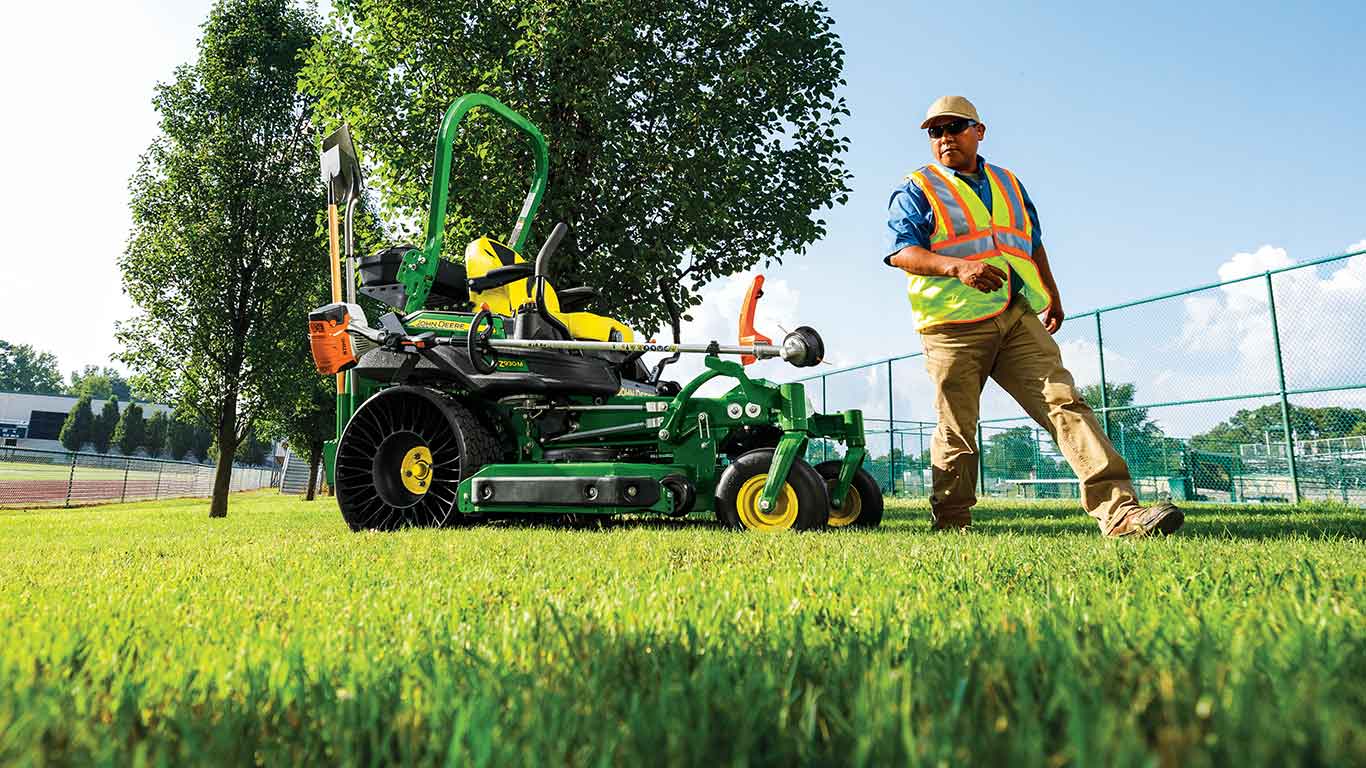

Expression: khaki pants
xmin=919 ymin=299 xmax=1141 ymax=531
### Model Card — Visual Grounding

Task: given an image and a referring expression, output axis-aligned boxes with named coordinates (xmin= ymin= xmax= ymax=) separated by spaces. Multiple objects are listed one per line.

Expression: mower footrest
xmin=470 ymin=476 xmax=660 ymax=507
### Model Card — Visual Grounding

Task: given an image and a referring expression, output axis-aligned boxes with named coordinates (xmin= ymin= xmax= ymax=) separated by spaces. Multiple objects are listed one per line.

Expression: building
xmin=0 ymin=391 xmax=174 ymax=451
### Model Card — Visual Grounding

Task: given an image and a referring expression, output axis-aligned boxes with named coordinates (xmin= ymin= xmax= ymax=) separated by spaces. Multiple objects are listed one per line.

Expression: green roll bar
xmin=397 ymin=93 xmax=550 ymax=313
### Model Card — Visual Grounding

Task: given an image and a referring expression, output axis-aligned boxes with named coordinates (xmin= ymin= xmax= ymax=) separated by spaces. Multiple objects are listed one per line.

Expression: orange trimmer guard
xmin=738 ymin=275 xmax=772 ymax=365
xmin=308 ymin=303 xmax=357 ymax=375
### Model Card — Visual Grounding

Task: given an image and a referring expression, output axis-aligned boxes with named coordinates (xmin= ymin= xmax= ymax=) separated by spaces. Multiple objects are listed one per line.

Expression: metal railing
xmin=796 ymin=248 xmax=1366 ymax=506
xmin=0 ymin=447 xmax=280 ymax=508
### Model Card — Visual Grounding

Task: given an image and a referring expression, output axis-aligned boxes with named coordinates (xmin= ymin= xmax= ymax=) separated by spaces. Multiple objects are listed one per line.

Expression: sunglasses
xmin=927 ymin=119 xmax=977 ymax=139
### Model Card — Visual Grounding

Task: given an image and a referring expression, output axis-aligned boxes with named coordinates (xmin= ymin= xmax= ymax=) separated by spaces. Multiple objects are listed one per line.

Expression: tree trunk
xmin=305 ymin=441 xmax=322 ymax=501
xmin=208 ymin=394 xmax=239 ymax=518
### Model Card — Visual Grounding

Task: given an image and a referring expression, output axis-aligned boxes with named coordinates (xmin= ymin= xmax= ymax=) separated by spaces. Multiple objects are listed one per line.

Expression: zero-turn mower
xmin=309 ymin=93 xmax=882 ymax=532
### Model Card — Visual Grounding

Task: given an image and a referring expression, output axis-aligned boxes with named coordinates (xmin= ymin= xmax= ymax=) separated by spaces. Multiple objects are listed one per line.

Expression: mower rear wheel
xmin=335 ymin=386 xmax=498 ymax=531
xmin=716 ymin=449 xmax=828 ymax=532
xmin=814 ymin=461 xmax=884 ymax=528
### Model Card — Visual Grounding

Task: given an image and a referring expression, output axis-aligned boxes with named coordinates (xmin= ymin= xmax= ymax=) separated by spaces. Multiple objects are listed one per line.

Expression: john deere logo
xmin=407 ymin=318 xmax=471 ymax=332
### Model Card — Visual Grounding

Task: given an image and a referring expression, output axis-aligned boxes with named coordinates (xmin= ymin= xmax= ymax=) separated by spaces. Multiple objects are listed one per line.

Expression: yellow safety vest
xmin=904 ymin=162 xmax=1052 ymax=331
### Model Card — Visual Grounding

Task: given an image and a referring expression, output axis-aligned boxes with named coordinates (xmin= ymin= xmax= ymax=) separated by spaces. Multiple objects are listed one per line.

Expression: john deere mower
xmin=309 ymin=93 xmax=881 ymax=532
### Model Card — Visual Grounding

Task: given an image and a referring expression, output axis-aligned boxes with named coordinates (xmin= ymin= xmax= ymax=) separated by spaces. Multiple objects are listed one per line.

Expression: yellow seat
xmin=463 ymin=237 xmax=635 ymax=342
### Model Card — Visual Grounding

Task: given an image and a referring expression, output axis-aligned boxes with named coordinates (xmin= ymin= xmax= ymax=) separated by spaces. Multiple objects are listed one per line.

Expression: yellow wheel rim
xmin=735 ymin=474 xmax=799 ymax=532
xmin=399 ymin=446 xmax=433 ymax=495
xmin=826 ymin=482 xmax=862 ymax=527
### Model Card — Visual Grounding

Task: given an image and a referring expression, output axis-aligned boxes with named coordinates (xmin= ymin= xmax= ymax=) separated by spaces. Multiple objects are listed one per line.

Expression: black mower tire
xmin=813 ymin=461 xmax=884 ymax=529
xmin=715 ymin=449 xmax=829 ymax=532
xmin=334 ymin=386 xmax=499 ymax=531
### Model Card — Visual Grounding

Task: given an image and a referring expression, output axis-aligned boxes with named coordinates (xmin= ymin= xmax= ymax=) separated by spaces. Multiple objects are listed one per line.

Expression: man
xmin=884 ymin=95 xmax=1183 ymax=537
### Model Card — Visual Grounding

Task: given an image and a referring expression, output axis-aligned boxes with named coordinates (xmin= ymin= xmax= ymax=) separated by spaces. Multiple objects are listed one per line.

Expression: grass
xmin=0 ymin=492 xmax=1362 ymax=766
xmin=0 ymin=460 xmax=135 ymax=481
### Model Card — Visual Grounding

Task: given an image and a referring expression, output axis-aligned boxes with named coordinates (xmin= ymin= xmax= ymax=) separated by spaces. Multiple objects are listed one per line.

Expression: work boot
xmin=931 ymin=510 xmax=972 ymax=532
xmin=1105 ymin=501 xmax=1184 ymax=538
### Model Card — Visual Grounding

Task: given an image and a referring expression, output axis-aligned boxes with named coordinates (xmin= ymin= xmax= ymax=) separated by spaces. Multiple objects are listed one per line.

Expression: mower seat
xmin=463 ymin=237 xmax=634 ymax=343
xmin=360 ymin=245 xmax=471 ymax=309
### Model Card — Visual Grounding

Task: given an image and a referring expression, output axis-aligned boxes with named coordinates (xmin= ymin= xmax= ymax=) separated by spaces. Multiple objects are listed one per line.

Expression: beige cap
xmin=920 ymin=95 xmax=980 ymax=129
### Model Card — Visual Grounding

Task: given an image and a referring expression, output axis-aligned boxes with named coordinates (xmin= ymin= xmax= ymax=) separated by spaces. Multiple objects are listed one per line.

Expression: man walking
xmin=885 ymin=95 xmax=1183 ymax=537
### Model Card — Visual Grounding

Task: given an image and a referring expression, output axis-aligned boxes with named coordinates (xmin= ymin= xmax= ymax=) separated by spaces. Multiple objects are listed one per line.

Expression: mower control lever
xmin=467 ymin=308 xmax=499 ymax=374
xmin=534 ymin=222 xmax=569 ymax=279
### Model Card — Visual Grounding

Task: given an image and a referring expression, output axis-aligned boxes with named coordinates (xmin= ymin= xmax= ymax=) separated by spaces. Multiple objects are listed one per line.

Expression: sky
xmin=2 ymin=0 xmax=1363 ymax=436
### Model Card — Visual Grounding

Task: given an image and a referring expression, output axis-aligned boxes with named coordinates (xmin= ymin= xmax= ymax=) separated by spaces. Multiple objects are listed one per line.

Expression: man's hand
xmin=1042 ymin=302 xmax=1065 ymax=334
xmin=952 ymin=261 xmax=1008 ymax=293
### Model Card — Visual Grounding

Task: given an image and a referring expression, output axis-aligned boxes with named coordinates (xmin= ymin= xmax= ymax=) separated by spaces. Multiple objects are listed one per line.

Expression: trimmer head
xmin=780 ymin=326 xmax=824 ymax=367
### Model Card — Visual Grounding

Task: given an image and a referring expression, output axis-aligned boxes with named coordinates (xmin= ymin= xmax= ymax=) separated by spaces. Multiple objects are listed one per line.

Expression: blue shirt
xmin=884 ymin=157 xmax=1044 ymax=261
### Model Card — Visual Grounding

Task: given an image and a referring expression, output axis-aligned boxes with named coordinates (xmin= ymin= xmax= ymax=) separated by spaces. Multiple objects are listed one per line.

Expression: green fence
xmin=798 ymin=248 xmax=1366 ymax=506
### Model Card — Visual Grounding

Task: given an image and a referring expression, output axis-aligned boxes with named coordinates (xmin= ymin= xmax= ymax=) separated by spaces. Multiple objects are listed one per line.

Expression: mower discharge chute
xmin=310 ymin=93 xmax=882 ymax=532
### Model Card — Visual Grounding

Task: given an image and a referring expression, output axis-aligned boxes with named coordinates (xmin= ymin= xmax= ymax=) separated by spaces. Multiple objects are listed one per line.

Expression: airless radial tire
xmin=334 ymin=386 xmax=498 ymax=530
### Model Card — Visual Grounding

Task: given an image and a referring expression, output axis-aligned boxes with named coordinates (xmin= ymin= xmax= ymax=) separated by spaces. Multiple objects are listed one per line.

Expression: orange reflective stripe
xmin=935 ymin=230 xmax=996 ymax=249
xmin=1002 ymin=165 xmax=1030 ymax=235
xmin=912 ymin=171 xmax=957 ymax=240
xmin=996 ymin=241 xmax=1031 ymax=260
xmin=928 ymin=165 xmax=983 ymax=234
xmin=984 ymin=165 xmax=1019 ymax=229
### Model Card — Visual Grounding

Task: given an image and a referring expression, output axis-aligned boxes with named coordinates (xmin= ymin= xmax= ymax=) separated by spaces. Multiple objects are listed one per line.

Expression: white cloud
xmin=1151 ymin=238 xmax=1366 ymax=434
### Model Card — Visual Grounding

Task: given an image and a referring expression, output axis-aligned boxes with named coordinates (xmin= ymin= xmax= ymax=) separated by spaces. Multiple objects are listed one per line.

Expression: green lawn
xmin=1 ymin=493 xmax=1361 ymax=766
xmin=0 ymin=460 xmax=132 ymax=481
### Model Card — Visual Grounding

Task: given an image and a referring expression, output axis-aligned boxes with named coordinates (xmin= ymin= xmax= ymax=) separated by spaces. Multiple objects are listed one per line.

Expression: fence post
xmin=64 ymin=451 xmax=77 ymax=508
xmin=1264 ymin=272 xmax=1301 ymax=503
xmin=821 ymin=375 xmax=828 ymax=463
xmin=887 ymin=361 xmax=895 ymax=494
xmin=154 ymin=463 xmax=163 ymax=500
xmin=977 ymin=423 xmax=987 ymax=496
xmin=1095 ymin=312 xmax=1110 ymax=436
xmin=120 ymin=459 xmax=130 ymax=504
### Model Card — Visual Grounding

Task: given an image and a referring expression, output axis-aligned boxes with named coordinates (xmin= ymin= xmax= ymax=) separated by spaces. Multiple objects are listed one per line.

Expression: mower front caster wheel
xmin=814 ymin=461 xmax=884 ymax=529
xmin=716 ymin=449 xmax=828 ymax=532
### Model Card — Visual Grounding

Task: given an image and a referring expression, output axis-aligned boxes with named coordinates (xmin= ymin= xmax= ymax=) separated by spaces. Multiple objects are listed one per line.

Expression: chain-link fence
xmin=0 ymin=447 xmax=280 ymax=508
xmin=796 ymin=248 xmax=1366 ymax=506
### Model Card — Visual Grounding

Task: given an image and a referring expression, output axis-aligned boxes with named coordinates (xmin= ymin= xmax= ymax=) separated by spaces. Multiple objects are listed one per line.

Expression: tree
xmin=190 ymin=423 xmax=215 ymax=464
xmin=984 ymin=427 xmax=1039 ymax=479
xmin=1077 ymin=382 xmax=1153 ymax=436
xmin=93 ymin=397 xmax=120 ymax=454
xmin=1078 ymin=381 xmax=1179 ymax=477
xmin=260 ymin=374 xmax=335 ymax=501
xmin=0 ymin=340 xmax=64 ymax=394
xmin=300 ymin=0 xmax=850 ymax=339
xmin=118 ymin=0 xmax=324 ymax=518
xmin=114 ymin=402 xmax=147 ymax=456
xmin=166 ymin=417 xmax=195 ymax=461
xmin=1192 ymin=405 xmax=1366 ymax=453
xmin=67 ymin=366 xmax=135 ymax=400
xmin=145 ymin=410 xmax=169 ymax=457
xmin=58 ymin=395 xmax=95 ymax=452
xmin=233 ymin=427 xmax=271 ymax=466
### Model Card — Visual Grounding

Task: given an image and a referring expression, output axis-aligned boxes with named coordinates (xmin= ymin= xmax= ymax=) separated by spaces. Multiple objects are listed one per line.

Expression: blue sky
xmin=2 ymin=0 xmax=1363 ymax=431
xmin=796 ymin=0 xmax=1364 ymax=330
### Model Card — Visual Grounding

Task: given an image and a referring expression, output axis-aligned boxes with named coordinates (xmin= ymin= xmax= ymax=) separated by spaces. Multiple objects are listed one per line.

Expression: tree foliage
xmin=984 ymin=427 xmax=1038 ymax=479
xmin=300 ymin=0 xmax=850 ymax=337
xmin=145 ymin=410 xmax=169 ymax=457
xmin=93 ymin=398 xmax=120 ymax=454
xmin=233 ymin=427 xmax=272 ymax=466
xmin=1192 ymin=405 xmax=1366 ymax=453
xmin=114 ymin=403 xmax=147 ymax=456
xmin=0 ymin=340 xmax=64 ymax=394
xmin=118 ymin=0 xmax=323 ymax=516
xmin=58 ymin=395 xmax=94 ymax=452
xmin=261 ymin=370 xmax=335 ymax=500
xmin=68 ymin=366 xmax=135 ymax=401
